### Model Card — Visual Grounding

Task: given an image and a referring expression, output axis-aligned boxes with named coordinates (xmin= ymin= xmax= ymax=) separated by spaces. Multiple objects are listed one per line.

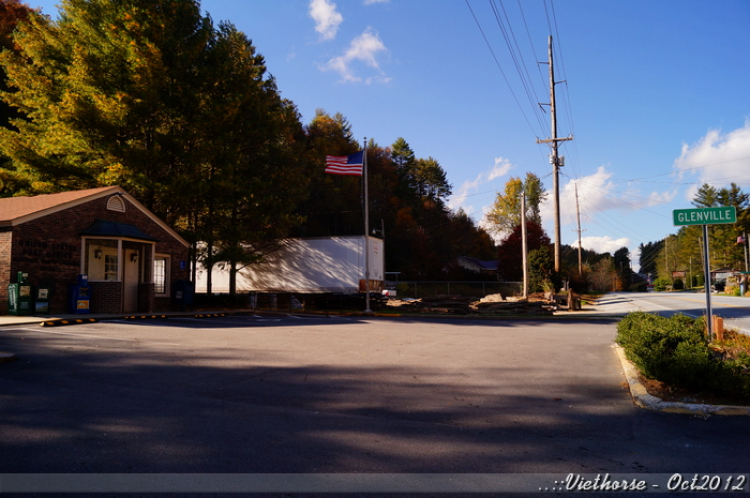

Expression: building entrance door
xmin=123 ymin=249 xmax=139 ymax=312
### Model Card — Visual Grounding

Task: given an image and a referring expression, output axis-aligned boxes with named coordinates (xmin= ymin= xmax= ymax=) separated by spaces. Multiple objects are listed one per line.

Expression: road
xmin=600 ymin=291 xmax=750 ymax=333
xmin=1 ymin=314 xmax=749 ymax=496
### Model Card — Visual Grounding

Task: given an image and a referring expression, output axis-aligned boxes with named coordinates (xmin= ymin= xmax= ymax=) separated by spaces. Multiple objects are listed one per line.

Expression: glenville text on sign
xmin=673 ymin=206 xmax=737 ymax=226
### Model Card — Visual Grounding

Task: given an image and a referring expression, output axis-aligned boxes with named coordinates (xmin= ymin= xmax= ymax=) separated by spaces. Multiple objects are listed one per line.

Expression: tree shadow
xmin=1 ymin=317 xmax=748 ymax=485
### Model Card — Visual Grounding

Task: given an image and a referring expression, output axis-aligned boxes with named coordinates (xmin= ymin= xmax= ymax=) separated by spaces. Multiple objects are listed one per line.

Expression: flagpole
xmin=363 ymin=138 xmax=372 ymax=313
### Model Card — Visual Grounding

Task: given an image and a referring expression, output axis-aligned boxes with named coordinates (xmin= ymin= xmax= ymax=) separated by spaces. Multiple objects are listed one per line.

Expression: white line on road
xmin=6 ymin=328 xmax=134 ymax=341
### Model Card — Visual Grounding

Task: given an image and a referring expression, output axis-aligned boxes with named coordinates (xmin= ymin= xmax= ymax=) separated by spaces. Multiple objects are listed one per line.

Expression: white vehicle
xmin=194 ymin=236 xmax=384 ymax=295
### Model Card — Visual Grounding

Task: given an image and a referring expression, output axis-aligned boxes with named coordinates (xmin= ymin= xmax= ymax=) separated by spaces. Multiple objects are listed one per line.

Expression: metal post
xmin=702 ymin=224 xmax=713 ymax=340
xmin=363 ymin=138 xmax=371 ymax=313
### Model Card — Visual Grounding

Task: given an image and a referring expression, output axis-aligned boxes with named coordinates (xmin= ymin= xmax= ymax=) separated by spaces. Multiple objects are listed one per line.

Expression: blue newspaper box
xmin=68 ymin=275 xmax=91 ymax=314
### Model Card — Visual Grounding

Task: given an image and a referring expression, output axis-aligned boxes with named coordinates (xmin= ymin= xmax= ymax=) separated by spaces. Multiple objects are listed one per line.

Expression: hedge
xmin=616 ymin=312 xmax=750 ymax=401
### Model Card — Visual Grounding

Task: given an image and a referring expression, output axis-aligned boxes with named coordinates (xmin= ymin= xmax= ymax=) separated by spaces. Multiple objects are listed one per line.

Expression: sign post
xmin=673 ymin=206 xmax=737 ymax=340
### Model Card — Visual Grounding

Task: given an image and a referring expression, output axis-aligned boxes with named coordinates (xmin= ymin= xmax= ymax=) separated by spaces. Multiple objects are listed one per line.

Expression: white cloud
xmin=673 ymin=121 xmax=750 ymax=201
xmin=309 ymin=0 xmax=343 ymax=41
xmin=321 ymin=28 xmax=389 ymax=83
xmin=448 ymin=157 xmax=513 ymax=216
xmin=578 ymin=235 xmax=631 ymax=256
xmin=488 ymin=157 xmax=512 ymax=181
xmin=364 ymin=0 xmax=389 ymax=4
xmin=539 ymin=166 xmax=677 ymax=231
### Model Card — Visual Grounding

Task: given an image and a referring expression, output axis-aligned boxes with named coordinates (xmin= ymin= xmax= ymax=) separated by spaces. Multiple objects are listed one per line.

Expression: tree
xmin=0 ymin=0 xmax=34 ymax=130
xmin=528 ymin=246 xmax=555 ymax=293
xmin=0 ymin=0 xmax=217 ymax=208
xmin=495 ymin=220 xmax=551 ymax=282
xmin=0 ymin=0 xmax=36 ymax=196
xmin=293 ymin=109 xmax=361 ymax=237
xmin=391 ymin=137 xmax=415 ymax=173
xmin=613 ymin=246 xmax=632 ymax=288
xmin=692 ymin=183 xmax=719 ymax=208
xmin=485 ymin=173 xmax=547 ymax=234
xmin=0 ymin=0 xmax=308 ymax=297
xmin=199 ymin=22 xmax=308 ymax=296
xmin=413 ymin=156 xmax=452 ymax=202
xmin=588 ymin=256 xmax=616 ymax=291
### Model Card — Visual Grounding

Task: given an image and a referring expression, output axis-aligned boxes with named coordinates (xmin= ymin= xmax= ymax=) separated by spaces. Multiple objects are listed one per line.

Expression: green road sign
xmin=673 ymin=206 xmax=737 ymax=226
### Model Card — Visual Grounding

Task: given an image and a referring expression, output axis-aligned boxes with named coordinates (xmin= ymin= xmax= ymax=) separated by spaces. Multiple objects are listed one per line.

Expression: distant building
xmin=710 ymin=267 xmax=739 ymax=283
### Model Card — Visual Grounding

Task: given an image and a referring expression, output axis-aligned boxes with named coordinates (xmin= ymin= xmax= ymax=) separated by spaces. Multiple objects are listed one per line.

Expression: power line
xmin=465 ymin=0 xmax=542 ymax=140
xmin=487 ymin=0 xmax=548 ymax=136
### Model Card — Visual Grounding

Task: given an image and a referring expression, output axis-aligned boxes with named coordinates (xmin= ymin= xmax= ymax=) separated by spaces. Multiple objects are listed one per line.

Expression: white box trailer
xmin=194 ymin=235 xmax=384 ymax=294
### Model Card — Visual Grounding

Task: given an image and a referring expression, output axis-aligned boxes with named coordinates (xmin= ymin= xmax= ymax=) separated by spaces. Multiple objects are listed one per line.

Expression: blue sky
xmin=29 ymin=0 xmax=750 ymax=270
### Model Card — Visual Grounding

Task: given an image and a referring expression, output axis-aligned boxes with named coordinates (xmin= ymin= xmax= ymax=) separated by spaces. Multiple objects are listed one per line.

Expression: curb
xmin=614 ymin=345 xmax=750 ymax=417
xmin=41 ymin=318 xmax=98 ymax=327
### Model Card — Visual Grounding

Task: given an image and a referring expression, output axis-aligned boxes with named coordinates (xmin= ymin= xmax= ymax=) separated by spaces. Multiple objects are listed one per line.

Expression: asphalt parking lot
xmin=1 ymin=314 xmax=749 ymax=494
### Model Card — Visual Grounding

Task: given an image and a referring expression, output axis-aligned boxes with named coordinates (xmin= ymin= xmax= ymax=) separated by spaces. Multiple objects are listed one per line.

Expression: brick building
xmin=0 ymin=186 xmax=189 ymax=314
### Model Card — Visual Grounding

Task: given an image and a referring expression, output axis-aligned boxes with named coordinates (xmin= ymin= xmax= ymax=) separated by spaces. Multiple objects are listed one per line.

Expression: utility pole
xmin=537 ymin=35 xmax=572 ymax=272
xmin=521 ymin=192 xmax=528 ymax=299
xmin=572 ymin=182 xmax=586 ymax=275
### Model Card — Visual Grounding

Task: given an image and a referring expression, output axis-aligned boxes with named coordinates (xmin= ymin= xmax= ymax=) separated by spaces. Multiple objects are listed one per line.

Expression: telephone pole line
xmin=573 ymin=182 xmax=586 ymax=275
xmin=537 ymin=35 xmax=572 ymax=273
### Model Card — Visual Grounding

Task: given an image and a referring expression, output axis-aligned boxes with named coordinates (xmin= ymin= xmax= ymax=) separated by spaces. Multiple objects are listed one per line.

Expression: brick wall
xmin=0 ymin=231 xmax=11 ymax=311
xmin=3 ymin=193 xmax=188 ymax=315
xmin=138 ymin=282 xmax=155 ymax=313
xmin=89 ymin=281 xmax=122 ymax=314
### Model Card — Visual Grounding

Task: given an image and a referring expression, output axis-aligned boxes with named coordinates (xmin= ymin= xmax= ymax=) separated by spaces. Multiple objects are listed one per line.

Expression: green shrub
xmin=616 ymin=312 xmax=750 ymax=400
xmin=653 ymin=277 xmax=670 ymax=292
xmin=696 ymin=273 xmax=704 ymax=287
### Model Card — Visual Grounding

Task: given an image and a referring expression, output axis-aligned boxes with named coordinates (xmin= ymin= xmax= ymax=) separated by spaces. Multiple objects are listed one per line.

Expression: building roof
xmin=0 ymin=186 xmax=117 ymax=223
xmin=0 ymin=186 xmax=189 ymax=247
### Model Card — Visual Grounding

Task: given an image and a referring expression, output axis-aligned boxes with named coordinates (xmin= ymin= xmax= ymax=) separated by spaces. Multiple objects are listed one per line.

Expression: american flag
xmin=325 ymin=151 xmax=364 ymax=176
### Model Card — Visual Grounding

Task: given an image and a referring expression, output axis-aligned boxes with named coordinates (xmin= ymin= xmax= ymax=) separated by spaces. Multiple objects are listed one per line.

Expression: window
xmin=104 ymin=254 xmax=118 ymax=281
xmin=154 ymin=256 xmax=169 ymax=295
xmin=85 ymin=239 xmax=119 ymax=281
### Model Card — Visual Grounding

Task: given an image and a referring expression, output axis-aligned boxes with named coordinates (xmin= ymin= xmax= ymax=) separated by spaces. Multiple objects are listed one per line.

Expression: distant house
xmin=711 ymin=267 xmax=739 ymax=283
xmin=0 ymin=186 xmax=189 ymax=314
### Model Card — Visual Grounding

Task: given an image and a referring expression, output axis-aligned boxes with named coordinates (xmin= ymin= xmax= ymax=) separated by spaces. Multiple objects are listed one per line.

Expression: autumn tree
xmin=0 ymin=0 xmax=35 ymax=196
xmin=293 ymin=109 xmax=361 ymax=237
xmin=0 ymin=0 xmax=216 ymax=206
xmin=0 ymin=0 xmax=308 ymax=296
xmin=0 ymin=0 xmax=34 ymax=130
xmin=485 ymin=172 xmax=547 ymax=234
